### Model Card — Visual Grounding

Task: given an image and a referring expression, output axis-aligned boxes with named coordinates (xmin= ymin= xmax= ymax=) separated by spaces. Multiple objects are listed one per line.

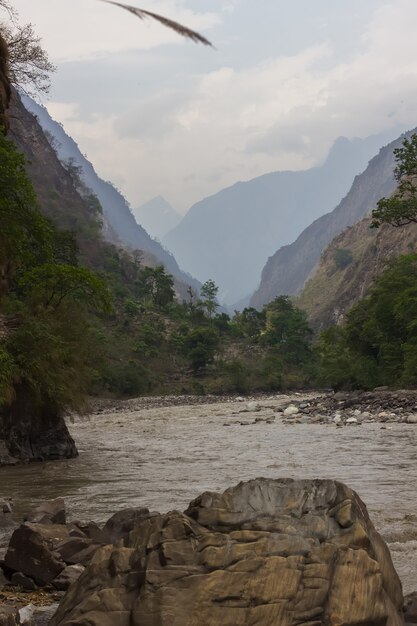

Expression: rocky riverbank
xmin=89 ymin=388 xmax=417 ymax=425
xmin=2 ymin=390 xmax=417 ymax=623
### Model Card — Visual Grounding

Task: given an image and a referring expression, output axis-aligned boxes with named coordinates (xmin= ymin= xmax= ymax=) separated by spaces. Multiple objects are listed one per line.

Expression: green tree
xmin=17 ymin=264 xmax=111 ymax=311
xmin=0 ymin=132 xmax=53 ymax=295
xmin=371 ymin=134 xmax=417 ymax=228
xmin=232 ymin=307 xmax=265 ymax=339
xmin=200 ymin=279 xmax=219 ymax=319
xmin=263 ymin=296 xmax=313 ymax=366
xmin=183 ymin=326 xmax=220 ymax=372
xmin=314 ymin=254 xmax=417 ymax=388
xmin=141 ymin=265 xmax=175 ymax=309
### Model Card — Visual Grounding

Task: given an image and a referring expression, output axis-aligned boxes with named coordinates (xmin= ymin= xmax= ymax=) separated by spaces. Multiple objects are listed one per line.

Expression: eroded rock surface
xmin=50 ymin=478 xmax=404 ymax=626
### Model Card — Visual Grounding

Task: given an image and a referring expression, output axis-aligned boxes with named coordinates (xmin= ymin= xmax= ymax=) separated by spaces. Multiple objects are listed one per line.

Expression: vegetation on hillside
xmin=371 ymin=134 xmax=417 ymax=228
xmin=314 ymin=134 xmax=417 ymax=389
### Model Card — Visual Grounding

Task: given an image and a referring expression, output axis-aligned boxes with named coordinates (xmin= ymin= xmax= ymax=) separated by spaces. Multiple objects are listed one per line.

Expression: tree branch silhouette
xmin=98 ymin=0 xmax=213 ymax=47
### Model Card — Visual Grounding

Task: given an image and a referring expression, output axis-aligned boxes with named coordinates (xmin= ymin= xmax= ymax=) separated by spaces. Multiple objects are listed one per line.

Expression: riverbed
xmin=1 ymin=394 xmax=417 ymax=594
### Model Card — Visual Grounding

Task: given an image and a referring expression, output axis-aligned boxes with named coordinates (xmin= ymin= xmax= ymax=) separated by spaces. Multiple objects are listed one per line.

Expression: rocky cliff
xmin=251 ymin=130 xmax=417 ymax=309
xmin=165 ymin=132 xmax=401 ymax=305
xmin=298 ymin=216 xmax=417 ymax=330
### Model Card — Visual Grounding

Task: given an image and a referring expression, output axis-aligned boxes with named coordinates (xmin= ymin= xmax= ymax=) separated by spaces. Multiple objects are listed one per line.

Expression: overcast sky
xmin=9 ymin=0 xmax=417 ymax=212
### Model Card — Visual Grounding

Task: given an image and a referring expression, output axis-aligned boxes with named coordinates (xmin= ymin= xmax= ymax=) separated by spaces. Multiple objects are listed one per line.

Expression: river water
xmin=1 ymin=395 xmax=417 ymax=593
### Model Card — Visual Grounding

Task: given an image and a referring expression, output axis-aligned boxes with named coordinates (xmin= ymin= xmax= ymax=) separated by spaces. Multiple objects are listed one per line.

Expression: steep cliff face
xmin=298 ymin=217 xmax=417 ymax=330
xmin=250 ymin=130 xmax=416 ymax=309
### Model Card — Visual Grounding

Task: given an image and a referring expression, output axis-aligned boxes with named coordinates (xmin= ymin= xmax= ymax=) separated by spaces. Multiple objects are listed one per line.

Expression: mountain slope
xmin=22 ymin=96 xmax=199 ymax=295
xmin=298 ymin=216 xmax=417 ymax=331
xmin=250 ymin=130 xmax=416 ymax=309
xmin=164 ymin=132 xmax=401 ymax=305
xmin=134 ymin=196 xmax=180 ymax=241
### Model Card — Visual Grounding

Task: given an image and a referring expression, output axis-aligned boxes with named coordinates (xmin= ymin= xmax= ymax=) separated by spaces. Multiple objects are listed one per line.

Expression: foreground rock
xmin=51 ymin=478 xmax=404 ymax=626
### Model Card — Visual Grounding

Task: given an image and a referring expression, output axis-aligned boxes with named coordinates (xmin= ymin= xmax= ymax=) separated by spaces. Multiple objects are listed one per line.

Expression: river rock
xmin=246 ymin=401 xmax=260 ymax=412
xmin=346 ymin=416 xmax=358 ymax=424
xmin=52 ymin=564 xmax=85 ymax=591
xmin=55 ymin=537 xmax=98 ymax=565
xmin=11 ymin=571 xmax=37 ymax=590
xmin=4 ymin=522 xmax=68 ymax=585
xmin=1 ymin=501 xmax=12 ymax=514
xmin=407 ymin=415 xmax=417 ymax=424
xmin=71 ymin=521 xmax=106 ymax=543
xmin=50 ymin=478 xmax=404 ymax=626
xmin=102 ymin=507 xmax=154 ymax=544
xmin=17 ymin=605 xmax=35 ymax=625
xmin=283 ymin=404 xmax=299 ymax=416
xmin=25 ymin=498 xmax=66 ymax=525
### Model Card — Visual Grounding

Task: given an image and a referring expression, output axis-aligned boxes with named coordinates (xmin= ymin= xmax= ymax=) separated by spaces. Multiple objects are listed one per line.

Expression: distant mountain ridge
xmin=250 ymin=129 xmax=416 ymax=309
xmin=164 ymin=131 xmax=402 ymax=305
xmin=134 ymin=196 xmax=180 ymax=241
xmin=22 ymin=96 xmax=200 ymax=295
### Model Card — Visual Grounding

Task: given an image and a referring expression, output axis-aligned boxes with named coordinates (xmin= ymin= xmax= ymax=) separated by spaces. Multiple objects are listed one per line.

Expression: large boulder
xmin=50 ymin=478 xmax=404 ymax=626
xmin=4 ymin=522 xmax=68 ymax=585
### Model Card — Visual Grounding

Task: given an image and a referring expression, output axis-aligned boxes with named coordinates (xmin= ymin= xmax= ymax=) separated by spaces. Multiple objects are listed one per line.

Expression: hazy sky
xmin=9 ymin=0 xmax=417 ymax=212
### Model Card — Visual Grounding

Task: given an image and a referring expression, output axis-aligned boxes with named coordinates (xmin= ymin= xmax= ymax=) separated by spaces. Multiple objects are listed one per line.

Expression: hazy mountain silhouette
xmin=164 ymin=130 xmax=403 ymax=305
xmin=134 ymin=196 xmax=181 ymax=241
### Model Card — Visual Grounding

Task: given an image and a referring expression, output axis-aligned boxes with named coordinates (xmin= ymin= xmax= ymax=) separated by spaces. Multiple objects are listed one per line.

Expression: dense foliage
xmin=315 ymin=254 xmax=417 ymax=389
xmin=0 ymin=132 xmax=111 ymax=420
xmin=371 ymin=133 xmax=417 ymax=228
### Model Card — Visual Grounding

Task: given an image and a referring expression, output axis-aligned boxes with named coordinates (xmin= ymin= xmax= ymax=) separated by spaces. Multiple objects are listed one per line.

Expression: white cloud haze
xmin=9 ymin=0 xmax=417 ymax=212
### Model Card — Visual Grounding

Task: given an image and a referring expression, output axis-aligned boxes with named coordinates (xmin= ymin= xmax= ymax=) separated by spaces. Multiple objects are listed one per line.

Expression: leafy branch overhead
xmin=98 ymin=0 xmax=213 ymax=47
xmin=371 ymin=134 xmax=417 ymax=228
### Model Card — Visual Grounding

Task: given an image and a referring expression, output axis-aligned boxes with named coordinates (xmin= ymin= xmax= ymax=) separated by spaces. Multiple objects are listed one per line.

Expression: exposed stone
xmin=71 ymin=521 xmax=106 ymax=543
xmin=407 ymin=415 xmax=417 ymax=424
xmin=50 ymin=478 xmax=404 ymax=626
xmin=246 ymin=401 xmax=260 ymax=412
xmin=52 ymin=565 xmax=85 ymax=591
xmin=11 ymin=571 xmax=37 ymax=591
xmin=56 ymin=537 xmax=93 ymax=563
xmin=26 ymin=499 xmax=66 ymax=525
xmin=4 ymin=523 xmax=67 ymax=585
xmin=102 ymin=508 xmax=154 ymax=545
xmin=1 ymin=501 xmax=12 ymax=514
xmin=283 ymin=404 xmax=299 ymax=416
xmin=18 ymin=604 xmax=35 ymax=625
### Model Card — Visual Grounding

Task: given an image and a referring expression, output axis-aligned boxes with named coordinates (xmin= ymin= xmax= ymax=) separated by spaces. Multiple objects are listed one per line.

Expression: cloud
xmin=41 ymin=0 xmax=417 ymax=213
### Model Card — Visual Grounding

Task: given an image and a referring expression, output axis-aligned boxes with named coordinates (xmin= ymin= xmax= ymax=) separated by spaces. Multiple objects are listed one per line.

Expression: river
xmin=1 ymin=394 xmax=417 ymax=594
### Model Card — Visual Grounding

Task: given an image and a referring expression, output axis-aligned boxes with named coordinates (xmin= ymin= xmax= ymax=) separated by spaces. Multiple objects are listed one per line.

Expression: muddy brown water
xmin=1 ymin=395 xmax=417 ymax=594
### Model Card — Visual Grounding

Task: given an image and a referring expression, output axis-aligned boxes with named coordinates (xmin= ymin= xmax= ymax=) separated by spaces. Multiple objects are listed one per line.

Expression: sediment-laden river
xmin=1 ymin=394 xmax=417 ymax=593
